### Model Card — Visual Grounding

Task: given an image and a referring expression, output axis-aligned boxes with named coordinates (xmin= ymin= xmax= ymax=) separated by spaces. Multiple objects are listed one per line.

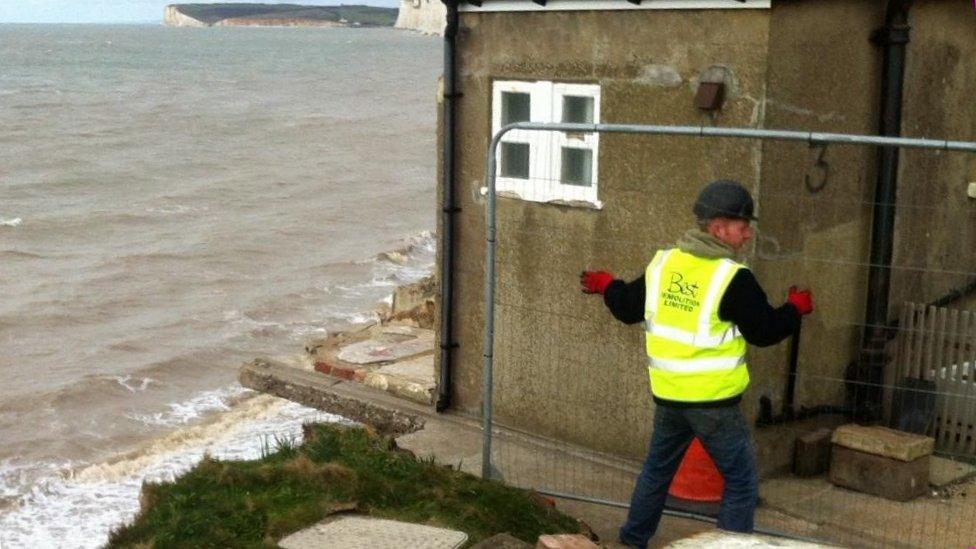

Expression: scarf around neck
xmin=676 ymin=229 xmax=736 ymax=259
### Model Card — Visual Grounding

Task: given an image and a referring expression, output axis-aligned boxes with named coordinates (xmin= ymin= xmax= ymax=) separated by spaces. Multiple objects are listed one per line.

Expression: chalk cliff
xmin=163 ymin=4 xmax=397 ymax=28
xmin=163 ymin=5 xmax=207 ymax=27
xmin=394 ymin=0 xmax=446 ymax=36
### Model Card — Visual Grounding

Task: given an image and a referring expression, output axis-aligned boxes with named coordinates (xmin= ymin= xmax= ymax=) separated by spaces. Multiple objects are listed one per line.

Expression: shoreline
xmin=0 ymin=238 xmax=436 ymax=548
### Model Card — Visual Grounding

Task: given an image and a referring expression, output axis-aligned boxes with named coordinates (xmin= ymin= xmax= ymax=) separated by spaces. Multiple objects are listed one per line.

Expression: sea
xmin=0 ymin=24 xmax=441 ymax=547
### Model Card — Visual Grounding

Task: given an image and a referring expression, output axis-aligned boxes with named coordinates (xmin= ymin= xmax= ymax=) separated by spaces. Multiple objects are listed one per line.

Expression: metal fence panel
xmin=479 ymin=123 xmax=976 ymax=548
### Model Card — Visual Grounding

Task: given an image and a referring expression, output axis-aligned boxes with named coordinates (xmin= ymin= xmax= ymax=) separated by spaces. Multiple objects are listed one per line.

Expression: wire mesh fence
xmin=475 ymin=123 xmax=976 ymax=548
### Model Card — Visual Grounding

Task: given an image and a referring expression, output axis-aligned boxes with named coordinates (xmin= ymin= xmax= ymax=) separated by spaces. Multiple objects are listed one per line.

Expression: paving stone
xmin=535 ymin=534 xmax=599 ymax=549
xmin=337 ymin=333 xmax=434 ymax=365
xmin=278 ymin=515 xmax=467 ymax=549
xmin=663 ymin=530 xmax=826 ymax=547
xmin=793 ymin=428 xmax=833 ymax=477
xmin=829 ymin=445 xmax=929 ymax=501
xmin=376 ymin=355 xmax=436 ymax=385
xmin=929 ymin=455 xmax=976 ymax=487
xmin=831 ymin=424 xmax=933 ymax=462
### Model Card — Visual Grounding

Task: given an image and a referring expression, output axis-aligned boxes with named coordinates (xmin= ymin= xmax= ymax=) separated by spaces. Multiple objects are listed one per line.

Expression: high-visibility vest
xmin=644 ymin=248 xmax=749 ymax=403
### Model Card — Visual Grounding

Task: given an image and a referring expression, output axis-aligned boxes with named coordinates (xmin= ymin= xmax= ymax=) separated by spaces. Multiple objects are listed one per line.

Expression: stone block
xmin=831 ymin=424 xmax=933 ymax=462
xmin=793 ymin=428 xmax=832 ymax=476
xmin=829 ymin=445 xmax=929 ymax=501
xmin=535 ymin=534 xmax=599 ymax=549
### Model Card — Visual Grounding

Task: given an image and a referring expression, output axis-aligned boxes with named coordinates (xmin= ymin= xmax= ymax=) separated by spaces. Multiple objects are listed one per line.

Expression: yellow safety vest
xmin=644 ymin=248 xmax=749 ymax=403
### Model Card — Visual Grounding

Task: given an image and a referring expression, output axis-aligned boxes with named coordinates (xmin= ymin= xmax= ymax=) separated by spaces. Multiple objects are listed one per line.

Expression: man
xmin=580 ymin=179 xmax=813 ymax=548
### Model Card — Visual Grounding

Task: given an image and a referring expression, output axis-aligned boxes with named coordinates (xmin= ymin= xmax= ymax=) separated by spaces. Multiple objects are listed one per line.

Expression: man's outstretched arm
xmin=719 ymin=269 xmax=812 ymax=347
xmin=604 ymin=275 xmax=646 ymax=324
xmin=581 ymin=270 xmax=645 ymax=325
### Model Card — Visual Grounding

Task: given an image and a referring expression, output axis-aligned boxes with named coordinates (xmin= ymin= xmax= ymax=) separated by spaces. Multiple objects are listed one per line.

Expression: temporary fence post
xmin=481 ymin=128 xmax=506 ymax=480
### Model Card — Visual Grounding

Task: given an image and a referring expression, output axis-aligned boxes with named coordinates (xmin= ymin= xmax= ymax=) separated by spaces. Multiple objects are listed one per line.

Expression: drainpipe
xmin=855 ymin=0 xmax=913 ymax=422
xmin=436 ymin=0 xmax=460 ymax=412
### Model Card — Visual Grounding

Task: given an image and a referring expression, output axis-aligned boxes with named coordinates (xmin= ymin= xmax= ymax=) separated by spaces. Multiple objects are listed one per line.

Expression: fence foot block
xmin=829 ymin=445 xmax=929 ymax=501
xmin=793 ymin=428 xmax=833 ymax=477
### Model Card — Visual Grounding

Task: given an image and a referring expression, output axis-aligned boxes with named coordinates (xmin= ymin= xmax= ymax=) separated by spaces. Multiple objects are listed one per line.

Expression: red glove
xmin=580 ymin=271 xmax=614 ymax=295
xmin=787 ymin=286 xmax=814 ymax=316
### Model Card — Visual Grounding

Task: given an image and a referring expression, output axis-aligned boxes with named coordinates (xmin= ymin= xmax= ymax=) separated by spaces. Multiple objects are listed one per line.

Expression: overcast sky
xmin=0 ymin=1 xmax=402 ymax=24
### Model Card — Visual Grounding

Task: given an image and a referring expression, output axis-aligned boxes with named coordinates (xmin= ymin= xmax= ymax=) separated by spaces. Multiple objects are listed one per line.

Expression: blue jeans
xmin=619 ymin=404 xmax=759 ymax=548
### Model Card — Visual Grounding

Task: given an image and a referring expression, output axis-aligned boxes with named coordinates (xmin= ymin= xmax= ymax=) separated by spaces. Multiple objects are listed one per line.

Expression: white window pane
xmin=501 ymin=142 xmax=530 ymax=179
xmin=560 ymin=147 xmax=592 ymax=186
xmin=501 ymin=91 xmax=531 ymax=126
xmin=562 ymin=95 xmax=594 ymax=124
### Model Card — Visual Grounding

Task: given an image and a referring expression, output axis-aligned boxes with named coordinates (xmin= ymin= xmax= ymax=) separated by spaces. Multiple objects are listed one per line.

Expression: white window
xmin=491 ymin=80 xmax=601 ymax=208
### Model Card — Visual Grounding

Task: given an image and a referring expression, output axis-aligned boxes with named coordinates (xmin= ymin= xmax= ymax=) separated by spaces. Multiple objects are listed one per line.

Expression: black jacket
xmin=603 ymin=266 xmax=800 ymax=407
xmin=604 ymin=269 xmax=799 ymax=347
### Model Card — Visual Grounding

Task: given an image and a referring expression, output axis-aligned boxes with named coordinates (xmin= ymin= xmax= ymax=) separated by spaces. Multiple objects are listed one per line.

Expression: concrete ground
xmin=243 ymin=314 xmax=976 ymax=549
xmin=243 ymin=361 xmax=832 ymax=547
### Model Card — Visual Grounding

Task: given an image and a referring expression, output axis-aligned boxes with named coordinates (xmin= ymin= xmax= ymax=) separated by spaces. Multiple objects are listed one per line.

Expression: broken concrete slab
xmin=240 ymin=359 xmax=425 ymax=436
xmin=278 ymin=515 xmax=467 ymax=549
xmin=362 ymin=369 xmax=434 ymax=405
xmin=831 ymin=424 xmax=933 ymax=462
xmin=929 ymin=455 xmax=976 ymax=488
xmin=337 ymin=331 xmax=434 ymax=365
xmin=376 ymin=355 xmax=435 ymax=384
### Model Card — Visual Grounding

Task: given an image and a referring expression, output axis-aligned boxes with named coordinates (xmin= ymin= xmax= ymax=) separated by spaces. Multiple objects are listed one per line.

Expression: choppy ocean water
xmin=0 ymin=24 xmax=440 ymax=546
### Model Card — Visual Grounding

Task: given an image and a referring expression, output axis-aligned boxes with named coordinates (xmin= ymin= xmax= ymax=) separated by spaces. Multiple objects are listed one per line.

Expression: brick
xmin=793 ymin=428 xmax=832 ymax=477
xmin=829 ymin=445 xmax=929 ymax=501
xmin=536 ymin=535 xmax=599 ymax=549
xmin=330 ymin=366 xmax=358 ymax=381
xmin=831 ymin=424 xmax=933 ymax=462
xmin=314 ymin=361 xmax=362 ymax=381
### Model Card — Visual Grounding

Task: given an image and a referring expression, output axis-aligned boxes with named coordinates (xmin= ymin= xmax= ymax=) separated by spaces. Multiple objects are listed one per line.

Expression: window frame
xmin=491 ymin=79 xmax=602 ymax=208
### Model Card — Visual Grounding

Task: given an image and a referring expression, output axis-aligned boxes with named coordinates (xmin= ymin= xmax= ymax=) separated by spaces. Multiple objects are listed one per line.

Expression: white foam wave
xmin=289 ymin=325 xmax=329 ymax=338
xmin=334 ymin=310 xmax=381 ymax=326
xmin=113 ymin=375 xmax=155 ymax=393
xmin=0 ymin=389 xmax=350 ymax=549
xmin=124 ymin=385 xmax=248 ymax=427
xmin=0 ymin=218 xmax=23 ymax=227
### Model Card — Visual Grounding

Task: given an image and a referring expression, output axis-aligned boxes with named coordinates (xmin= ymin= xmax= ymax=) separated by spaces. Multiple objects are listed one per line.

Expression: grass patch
xmin=108 ymin=423 xmax=581 ymax=548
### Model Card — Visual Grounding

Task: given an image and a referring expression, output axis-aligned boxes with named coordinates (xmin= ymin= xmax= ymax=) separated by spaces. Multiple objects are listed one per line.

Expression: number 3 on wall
xmin=805 ymin=142 xmax=830 ymax=194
